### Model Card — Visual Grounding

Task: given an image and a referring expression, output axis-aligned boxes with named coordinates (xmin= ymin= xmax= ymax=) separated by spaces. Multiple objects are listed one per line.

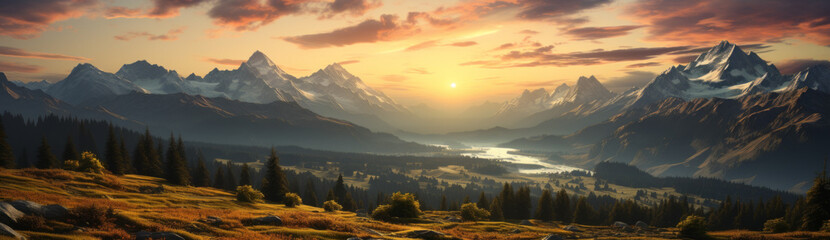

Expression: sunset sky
xmin=2 ymin=0 xmax=830 ymax=109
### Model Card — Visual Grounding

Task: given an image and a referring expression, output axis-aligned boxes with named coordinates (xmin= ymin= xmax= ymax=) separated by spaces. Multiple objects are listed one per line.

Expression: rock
xmin=201 ymin=216 xmax=223 ymax=225
xmin=7 ymin=200 xmax=43 ymax=216
xmin=563 ymin=225 xmax=580 ymax=232
xmin=519 ymin=219 xmax=534 ymax=226
xmin=406 ymin=230 xmax=445 ymax=239
xmin=541 ymin=234 xmax=564 ymax=240
xmin=253 ymin=215 xmax=282 ymax=225
xmin=135 ymin=231 xmax=185 ymax=240
xmin=613 ymin=221 xmax=629 ymax=228
xmin=42 ymin=204 xmax=68 ymax=220
xmin=635 ymin=220 xmax=649 ymax=228
xmin=510 ymin=229 xmax=521 ymax=233
xmin=0 ymin=203 xmax=24 ymax=225
xmin=0 ymin=223 xmax=25 ymax=240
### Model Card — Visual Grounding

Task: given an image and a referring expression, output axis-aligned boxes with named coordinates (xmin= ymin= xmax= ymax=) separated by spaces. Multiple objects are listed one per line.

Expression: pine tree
xmin=802 ymin=159 xmax=830 ymax=231
xmin=554 ymin=189 xmax=571 ymax=223
xmin=572 ymin=196 xmax=595 ymax=224
xmin=333 ymin=174 xmax=352 ymax=209
xmin=239 ymin=163 xmax=251 ymax=187
xmin=489 ymin=197 xmax=504 ymax=220
xmin=261 ymin=148 xmax=288 ymax=202
xmin=177 ymin=136 xmax=186 ymax=166
xmin=133 ymin=134 xmax=149 ymax=175
xmin=144 ymin=130 xmax=163 ymax=177
xmin=304 ymin=179 xmax=319 ymax=207
xmin=165 ymin=134 xmax=189 ymax=185
xmin=105 ymin=125 xmax=125 ymax=174
xmin=515 ymin=186 xmax=532 ymax=219
xmin=326 ymin=189 xmax=335 ymax=201
xmin=119 ymin=135 xmax=131 ymax=173
xmin=192 ymin=151 xmax=211 ymax=187
xmin=440 ymin=195 xmax=448 ymax=211
xmin=0 ymin=119 xmax=15 ymax=169
xmin=77 ymin=123 xmax=97 ymax=154
xmin=477 ymin=192 xmax=489 ymax=210
xmin=17 ymin=148 xmax=30 ymax=168
xmin=62 ymin=136 xmax=80 ymax=161
xmin=36 ymin=136 xmax=57 ymax=169
xmin=536 ymin=189 xmax=554 ymax=221
xmin=224 ymin=162 xmax=237 ymax=190
xmin=213 ymin=165 xmax=226 ymax=189
xmin=499 ymin=183 xmax=515 ymax=219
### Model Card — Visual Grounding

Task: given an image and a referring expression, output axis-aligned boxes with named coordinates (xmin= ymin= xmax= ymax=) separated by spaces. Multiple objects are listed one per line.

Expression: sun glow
xmin=451 ymin=82 xmax=457 ymax=88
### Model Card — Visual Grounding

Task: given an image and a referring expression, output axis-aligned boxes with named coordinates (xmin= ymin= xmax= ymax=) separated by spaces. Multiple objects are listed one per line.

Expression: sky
xmin=1 ymin=0 xmax=830 ymax=110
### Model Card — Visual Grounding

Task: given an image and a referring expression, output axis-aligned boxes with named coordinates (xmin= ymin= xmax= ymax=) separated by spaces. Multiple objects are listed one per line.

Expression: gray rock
xmin=563 ymin=225 xmax=580 ymax=232
xmin=541 ymin=234 xmax=564 ymax=240
xmin=635 ymin=220 xmax=649 ymax=228
xmin=8 ymin=200 xmax=43 ymax=216
xmin=0 ymin=223 xmax=25 ymax=240
xmin=519 ymin=219 xmax=534 ymax=226
xmin=253 ymin=215 xmax=283 ymax=225
xmin=613 ymin=221 xmax=629 ymax=228
xmin=42 ymin=204 xmax=68 ymax=220
xmin=0 ymin=203 xmax=24 ymax=225
xmin=135 ymin=231 xmax=185 ymax=240
xmin=201 ymin=216 xmax=223 ymax=225
xmin=406 ymin=230 xmax=444 ymax=239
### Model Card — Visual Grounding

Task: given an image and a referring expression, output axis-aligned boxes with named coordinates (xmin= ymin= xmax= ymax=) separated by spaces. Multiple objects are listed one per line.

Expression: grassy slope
xmin=0 ymin=168 xmax=827 ymax=240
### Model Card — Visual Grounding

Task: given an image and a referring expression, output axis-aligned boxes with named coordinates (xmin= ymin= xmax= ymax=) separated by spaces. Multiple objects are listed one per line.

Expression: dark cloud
xmin=104 ymin=6 xmax=143 ymax=19
xmin=283 ymin=14 xmax=418 ymax=48
xmin=465 ymin=45 xmax=692 ymax=68
xmin=626 ymin=0 xmax=830 ymax=45
xmin=0 ymin=0 xmax=97 ymax=39
xmin=563 ymin=25 xmax=642 ymax=40
xmin=514 ymin=0 xmax=612 ymax=24
xmin=604 ymin=71 xmax=657 ymax=92
xmin=114 ymin=28 xmax=185 ymax=41
xmin=405 ymin=67 xmax=431 ymax=74
xmin=337 ymin=60 xmax=360 ymax=65
xmin=203 ymin=57 xmax=244 ymax=66
xmin=776 ymin=59 xmax=830 ymax=75
xmin=626 ymin=62 xmax=660 ymax=68
xmin=0 ymin=61 xmax=42 ymax=73
xmin=148 ymin=0 xmax=209 ymax=18
xmin=448 ymin=41 xmax=477 ymax=47
xmin=324 ymin=0 xmax=381 ymax=18
xmin=0 ymin=46 xmax=89 ymax=61
xmin=207 ymin=0 xmax=309 ymax=31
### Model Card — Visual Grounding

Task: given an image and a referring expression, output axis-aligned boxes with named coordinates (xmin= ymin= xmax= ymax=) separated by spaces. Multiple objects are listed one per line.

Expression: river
xmin=460 ymin=147 xmax=586 ymax=174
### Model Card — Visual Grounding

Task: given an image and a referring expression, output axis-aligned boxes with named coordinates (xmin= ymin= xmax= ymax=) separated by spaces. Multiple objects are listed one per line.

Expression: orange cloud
xmin=562 ymin=25 xmax=643 ymax=40
xmin=203 ymin=57 xmax=244 ymax=66
xmin=283 ymin=14 xmax=419 ymax=48
xmin=0 ymin=46 xmax=90 ymax=61
xmin=337 ymin=60 xmax=360 ymax=65
xmin=114 ymin=28 xmax=186 ymax=41
xmin=0 ymin=61 xmax=42 ymax=73
xmin=0 ymin=0 xmax=97 ymax=39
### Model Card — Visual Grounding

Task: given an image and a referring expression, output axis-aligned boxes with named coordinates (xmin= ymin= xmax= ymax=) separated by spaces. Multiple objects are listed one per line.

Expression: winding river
xmin=461 ymin=147 xmax=586 ymax=174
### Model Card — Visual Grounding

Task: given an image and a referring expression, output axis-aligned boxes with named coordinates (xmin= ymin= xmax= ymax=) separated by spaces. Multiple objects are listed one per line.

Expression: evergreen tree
xmin=119 ymin=135 xmax=131 ymax=173
xmin=554 ymin=189 xmax=571 ymax=223
xmin=213 ymin=165 xmax=226 ymax=189
xmin=802 ymin=160 xmax=830 ymax=231
xmin=62 ymin=136 xmax=79 ymax=161
xmin=17 ymin=148 xmax=29 ymax=168
xmin=499 ymin=183 xmax=515 ymax=219
xmin=326 ymin=189 xmax=335 ymax=201
xmin=105 ymin=125 xmax=125 ymax=174
xmin=239 ymin=163 xmax=251 ymax=187
xmin=261 ymin=148 xmax=288 ymax=202
xmin=515 ymin=186 xmax=532 ymax=219
xmin=133 ymin=133 xmax=149 ymax=175
xmin=78 ymin=123 xmax=97 ymax=154
xmin=536 ymin=189 xmax=554 ymax=221
xmin=477 ymin=192 xmax=489 ymax=210
xmin=572 ymin=196 xmax=595 ymax=224
xmin=177 ymin=136 xmax=186 ymax=166
xmin=146 ymin=131 xmax=163 ymax=177
xmin=0 ymin=119 xmax=14 ymax=169
xmin=332 ymin=174 xmax=355 ymax=210
xmin=304 ymin=179 xmax=319 ymax=207
xmin=192 ymin=151 xmax=211 ymax=187
xmin=224 ymin=162 xmax=237 ymax=190
xmin=35 ymin=136 xmax=57 ymax=169
xmin=440 ymin=195 xmax=448 ymax=211
xmin=489 ymin=197 xmax=504 ymax=220
xmin=463 ymin=195 xmax=471 ymax=204
xmin=165 ymin=134 xmax=190 ymax=185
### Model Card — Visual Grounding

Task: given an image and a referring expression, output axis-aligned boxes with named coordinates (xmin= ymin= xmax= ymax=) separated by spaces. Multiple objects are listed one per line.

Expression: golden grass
xmin=709 ymin=230 xmax=830 ymax=240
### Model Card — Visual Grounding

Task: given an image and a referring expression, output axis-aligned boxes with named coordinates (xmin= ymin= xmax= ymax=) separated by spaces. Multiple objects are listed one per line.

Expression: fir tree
xmin=572 ymin=196 xmax=595 ymax=224
xmin=304 ymin=179 xmax=319 ymax=207
xmin=36 ymin=136 xmax=57 ymax=169
xmin=536 ymin=189 xmax=554 ymax=221
xmin=17 ymin=148 xmax=29 ymax=168
xmin=477 ymin=192 xmax=489 ymax=210
xmin=802 ymin=159 xmax=830 ymax=231
xmin=499 ymin=183 xmax=515 ymax=219
xmin=165 ymin=134 xmax=189 ymax=185
xmin=239 ymin=163 xmax=251 ymax=187
xmin=326 ymin=189 xmax=335 ymax=201
xmin=489 ymin=197 xmax=504 ymax=220
xmin=213 ymin=165 xmax=226 ymax=189
xmin=119 ymin=135 xmax=131 ymax=173
xmin=62 ymin=135 xmax=79 ymax=161
xmin=145 ymin=130 xmax=163 ymax=177
xmin=105 ymin=125 xmax=125 ymax=174
xmin=192 ymin=151 xmax=211 ymax=187
xmin=554 ymin=189 xmax=571 ymax=223
xmin=515 ymin=186 xmax=532 ymax=219
xmin=133 ymin=133 xmax=149 ymax=175
xmin=0 ymin=119 xmax=14 ymax=169
xmin=440 ymin=195 xmax=448 ymax=211
xmin=224 ymin=162 xmax=237 ymax=190
xmin=261 ymin=148 xmax=288 ymax=202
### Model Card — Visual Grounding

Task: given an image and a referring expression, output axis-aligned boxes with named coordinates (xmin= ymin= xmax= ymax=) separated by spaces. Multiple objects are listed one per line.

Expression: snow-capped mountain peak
xmin=563 ymin=75 xmax=612 ymax=103
xmin=46 ymin=63 xmax=148 ymax=104
xmin=245 ymin=51 xmax=295 ymax=88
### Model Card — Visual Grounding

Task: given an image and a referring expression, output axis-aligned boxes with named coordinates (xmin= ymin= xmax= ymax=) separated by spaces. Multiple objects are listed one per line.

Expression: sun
xmin=450 ymin=82 xmax=457 ymax=88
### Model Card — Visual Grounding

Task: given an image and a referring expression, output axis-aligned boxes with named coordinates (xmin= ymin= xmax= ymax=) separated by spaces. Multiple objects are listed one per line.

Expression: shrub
xmin=236 ymin=185 xmax=264 ymax=203
xmin=371 ymin=192 xmax=421 ymax=221
xmin=323 ymin=200 xmax=342 ymax=212
xmin=64 ymin=152 xmax=105 ymax=174
xmin=676 ymin=215 xmax=707 ymax=238
xmin=16 ymin=215 xmax=52 ymax=232
xmin=460 ymin=203 xmax=490 ymax=221
xmin=284 ymin=192 xmax=302 ymax=207
xmin=70 ymin=205 xmax=114 ymax=228
xmin=764 ymin=218 xmax=789 ymax=233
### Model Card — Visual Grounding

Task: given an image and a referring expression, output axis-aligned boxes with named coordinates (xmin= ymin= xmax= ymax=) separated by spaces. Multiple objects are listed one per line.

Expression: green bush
xmin=676 ymin=215 xmax=707 ymax=238
xmin=460 ymin=202 xmax=490 ymax=221
xmin=763 ymin=218 xmax=789 ymax=233
xmin=371 ymin=192 xmax=422 ymax=221
xmin=323 ymin=200 xmax=342 ymax=212
xmin=284 ymin=192 xmax=302 ymax=207
xmin=64 ymin=152 xmax=105 ymax=174
xmin=236 ymin=185 xmax=264 ymax=203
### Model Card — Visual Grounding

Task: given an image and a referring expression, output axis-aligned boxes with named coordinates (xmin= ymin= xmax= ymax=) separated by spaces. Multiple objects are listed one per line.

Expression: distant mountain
xmin=11 ymin=80 xmax=51 ymax=90
xmin=0 ymin=73 xmax=78 ymax=118
xmin=45 ymin=64 xmax=148 ymax=105
xmin=116 ymin=60 xmax=193 ymax=94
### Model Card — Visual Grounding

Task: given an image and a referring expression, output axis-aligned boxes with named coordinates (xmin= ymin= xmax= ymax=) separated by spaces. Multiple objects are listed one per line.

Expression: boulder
xmin=253 ymin=215 xmax=283 ymax=225
xmin=635 ymin=220 xmax=649 ymax=228
xmin=201 ymin=216 xmax=223 ymax=225
xmin=541 ymin=234 xmax=564 ymax=240
xmin=563 ymin=225 xmax=580 ymax=232
xmin=0 ymin=223 xmax=25 ymax=240
xmin=42 ymin=204 xmax=68 ymax=220
xmin=406 ymin=230 xmax=445 ymax=239
xmin=519 ymin=219 xmax=534 ymax=226
xmin=0 ymin=203 xmax=24 ymax=225
xmin=613 ymin=221 xmax=629 ymax=228
xmin=7 ymin=200 xmax=43 ymax=216
xmin=135 ymin=231 xmax=185 ymax=240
